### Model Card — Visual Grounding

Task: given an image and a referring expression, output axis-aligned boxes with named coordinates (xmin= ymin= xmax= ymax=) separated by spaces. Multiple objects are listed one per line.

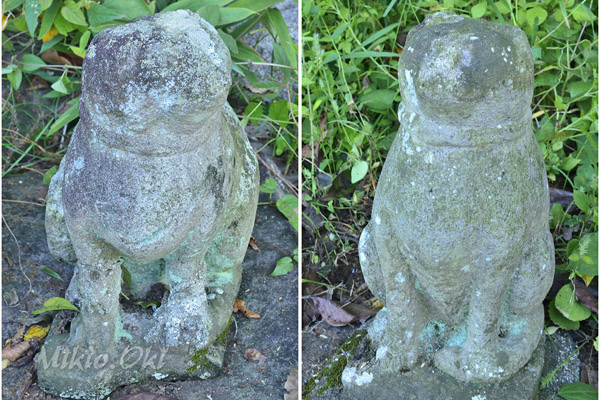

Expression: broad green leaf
xmin=79 ymin=30 xmax=91 ymax=49
xmin=567 ymin=81 xmax=594 ymax=99
xmin=161 ymin=0 xmax=229 ymax=12
xmin=268 ymin=256 xmax=294 ymax=277
xmin=217 ymin=29 xmax=238 ymax=54
xmin=217 ymin=7 xmax=255 ymax=26
xmin=88 ymin=0 xmax=153 ymax=31
xmin=362 ymin=23 xmax=400 ymax=48
xmin=264 ymin=8 xmax=297 ymax=68
xmin=134 ymin=300 xmax=160 ymax=308
xmin=51 ymin=74 xmax=72 ymax=94
xmin=53 ymin=11 xmax=75 ymax=36
xmin=40 ymin=266 xmax=62 ymax=280
xmin=24 ymin=0 xmax=42 ymax=37
xmin=259 ymin=178 xmax=277 ymax=194
xmin=48 ymin=97 xmax=80 ymax=136
xmin=555 ymin=284 xmax=592 ymax=321
xmin=351 ymin=160 xmax=368 ymax=184
xmin=548 ymin=299 xmax=579 ymax=330
xmin=276 ymin=194 xmax=298 ymax=231
xmin=4 ymin=0 xmax=25 ymax=12
xmin=568 ymin=233 xmax=598 ymax=276
xmin=38 ymin=0 xmax=61 ymax=39
xmin=32 ymin=297 xmax=79 ymax=314
xmin=21 ymin=54 xmax=46 ymax=72
xmin=359 ymin=89 xmax=396 ymax=110
xmin=471 ymin=3 xmax=487 ymax=19
xmin=244 ymin=102 xmax=263 ymax=124
xmin=526 ymin=7 xmax=548 ymax=26
xmin=269 ymin=100 xmax=289 ymax=127
xmin=557 ymin=382 xmax=598 ymax=400
xmin=61 ymin=0 xmax=86 ymax=26
xmin=341 ymin=51 xmax=399 ymax=59
xmin=42 ymin=166 xmax=58 ymax=185
xmin=573 ymin=190 xmax=590 ymax=212
xmin=197 ymin=5 xmax=220 ymax=26
xmin=7 ymin=68 xmax=22 ymax=91
xmin=570 ymin=4 xmax=594 ymax=23
xmin=230 ymin=0 xmax=281 ymax=13
xmin=40 ymin=0 xmax=53 ymax=10
xmin=562 ymin=156 xmax=581 ymax=172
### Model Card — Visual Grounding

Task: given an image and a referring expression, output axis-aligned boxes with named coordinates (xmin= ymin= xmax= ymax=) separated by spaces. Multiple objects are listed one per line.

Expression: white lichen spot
xmin=434 ymin=259 xmax=439 ymax=263
xmin=503 ymin=57 xmax=508 ymax=62
xmin=153 ymin=373 xmax=168 ymax=380
xmin=497 ymin=176 xmax=502 ymax=181
xmin=406 ymin=331 xmax=413 ymax=339
xmin=507 ymin=45 xmax=511 ymax=52
xmin=395 ymin=272 xmax=406 ymax=284
xmin=472 ymin=396 xmax=487 ymax=400
xmin=74 ymin=156 xmax=85 ymax=170
xmin=490 ymin=47 xmax=495 ymax=52
xmin=411 ymin=181 xmax=415 ymax=187
xmin=216 ymin=288 xmax=224 ymax=295
xmin=407 ymin=46 xmax=414 ymax=53
xmin=360 ymin=253 xmax=367 ymax=262
xmin=470 ymin=36 xmax=479 ymax=40
xmin=375 ymin=215 xmax=381 ymax=225
xmin=496 ymin=124 xmax=502 ymax=129
xmin=485 ymin=257 xmax=491 ymax=262
xmin=342 ymin=367 xmax=373 ymax=386
xmin=508 ymin=79 xmax=513 ymax=85
xmin=461 ymin=265 xmax=470 ymax=272
xmin=488 ymin=195 xmax=492 ymax=199
xmin=376 ymin=346 xmax=388 ymax=360
xmin=416 ymin=146 xmax=422 ymax=152
xmin=519 ymin=67 xmax=525 ymax=73
xmin=542 ymin=263 xmax=546 ymax=270
xmin=476 ymin=291 xmax=481 ymax=297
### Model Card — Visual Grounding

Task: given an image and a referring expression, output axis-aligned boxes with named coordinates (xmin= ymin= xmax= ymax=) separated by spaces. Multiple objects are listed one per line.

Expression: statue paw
xmin=149 ymin=299 xmax=210 ymax=347
xmin=434 ymin=345 xmax=517 ymax=382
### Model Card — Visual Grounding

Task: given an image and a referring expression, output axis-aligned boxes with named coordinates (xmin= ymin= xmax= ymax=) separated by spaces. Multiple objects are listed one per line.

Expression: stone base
xmin=341 ymin=337 xmax=545 ymax=400
xmin=37 ymin=312 xmax=230 ymax=400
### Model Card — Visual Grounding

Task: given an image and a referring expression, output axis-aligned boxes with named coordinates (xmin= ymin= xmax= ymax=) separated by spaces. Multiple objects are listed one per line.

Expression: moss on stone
xmin=303 ymin=330 xmax=368 ymax=400
xmin=188 ymin=316 xmax=232 ymax=372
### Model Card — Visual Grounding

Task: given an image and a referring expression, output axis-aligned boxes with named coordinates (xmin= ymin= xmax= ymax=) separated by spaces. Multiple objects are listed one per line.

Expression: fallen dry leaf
xmin=244 ymin=81 xmax=273 ymax=95
xmin=342 ymin=303 xmax=379 ymax=324
xmin=233 ymin=299 xmax=260 ymax=319
xmin=284 ymin=365 xmax=298 ymax=400
xmin=2 ymin=338 xmax=39 ymax=362
xmin=308 ymin=297 xmax=356 ymax=327
xmin=249 ymin=237 xmax=259 ymax=251
xmin=24 ymin=325 xmax=49 ymax=341
xmin=2 ymin=359 xmax=8 ymax=369
xmin=244 ymin=348 xmax=266 ymax=365
xmin=41 ymin=49 xmax=73 ymax=66
xmin=574 ymin=280 xmax=598 ymax=314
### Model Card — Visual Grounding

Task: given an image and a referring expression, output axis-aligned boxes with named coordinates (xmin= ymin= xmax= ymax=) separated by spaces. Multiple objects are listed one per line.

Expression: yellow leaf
xmin=42 ymin=26 xmax=59 ymax=42
xmin=23 ymin=325 xmax=50 ymax=341
xmin=2 ymin=15 xmax=7 ymax=31
xmin=581 ymin=274 xmax=594 ymax=286
xmin=2 ymin=359 xmax=8 ymax=369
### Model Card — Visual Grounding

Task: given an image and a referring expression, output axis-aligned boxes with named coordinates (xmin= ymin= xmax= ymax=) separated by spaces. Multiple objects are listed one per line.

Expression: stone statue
xmin=344 ymin=12 xmax=554 ymax=399
xmin=39 ymin=10 xmax=259 ymax=399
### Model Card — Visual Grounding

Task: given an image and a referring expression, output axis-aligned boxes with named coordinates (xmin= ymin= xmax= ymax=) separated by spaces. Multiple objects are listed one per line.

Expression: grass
xmin=302 ymin=0 xmax=597 ymax=394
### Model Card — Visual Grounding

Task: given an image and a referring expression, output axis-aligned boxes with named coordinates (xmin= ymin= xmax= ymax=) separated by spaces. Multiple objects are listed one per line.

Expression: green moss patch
xmin=303 ymin=330 xmax=368 ymax=400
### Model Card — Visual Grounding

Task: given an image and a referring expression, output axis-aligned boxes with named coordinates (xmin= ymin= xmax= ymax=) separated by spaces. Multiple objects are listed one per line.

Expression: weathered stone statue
xmin=39 ymin=10 xmax=259 ymax=399
xmin=343 ymin=12 xmax=554 ymax=399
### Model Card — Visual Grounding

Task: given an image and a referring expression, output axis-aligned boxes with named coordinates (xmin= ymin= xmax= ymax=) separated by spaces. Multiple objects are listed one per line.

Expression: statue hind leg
xmin=45 ymin=161 xmax=77 ymax=264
